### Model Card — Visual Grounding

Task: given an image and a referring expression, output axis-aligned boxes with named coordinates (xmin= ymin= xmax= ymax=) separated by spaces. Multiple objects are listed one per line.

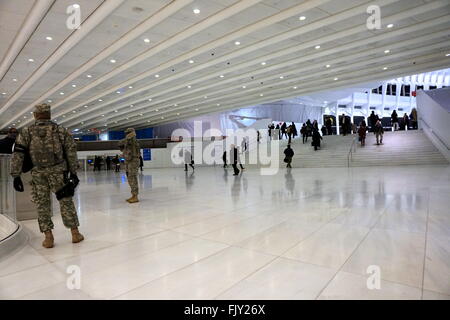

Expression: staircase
xmin=349 ymin=130 xmax=448 ymax=167
xmin=279 ymin=134 xmax=355 ymax=168
xmin=263 ymin=130 xmax=449 ymax=168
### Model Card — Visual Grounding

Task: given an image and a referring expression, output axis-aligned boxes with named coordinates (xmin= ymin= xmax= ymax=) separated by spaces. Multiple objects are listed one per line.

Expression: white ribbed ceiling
xmin=0 ymin=0 xmax=449 ymax=133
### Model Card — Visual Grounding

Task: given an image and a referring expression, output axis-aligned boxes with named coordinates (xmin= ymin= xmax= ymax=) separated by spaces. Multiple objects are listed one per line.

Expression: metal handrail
xmin=347 ymin=136 xmax=358 ymax=167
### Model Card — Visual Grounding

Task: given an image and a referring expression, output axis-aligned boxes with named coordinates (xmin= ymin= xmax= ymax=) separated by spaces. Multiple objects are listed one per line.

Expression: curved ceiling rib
xmin=99 ymin=47 xmax=450 ymax=129
xmin=2 ymin=0 xmax=449 ymax=132
xmin=131 ymin=59 xmax=450 ymax=129
xmin=0 ymin=0 xmax=194 ymax=128
xmin=15 ymin=0 xmax=332 ymax=127
xmin=55 ymin=0 xmax=394 ymax=126
xmin=83 ymin=29 xmax=450 ymax=129
xmin=61 ymin=0 xmax=447 ymax=128
xmin=0 ymin=0 xmax=125 ymax=120
xmin=0 ymin=0 xmax=55 ymax=81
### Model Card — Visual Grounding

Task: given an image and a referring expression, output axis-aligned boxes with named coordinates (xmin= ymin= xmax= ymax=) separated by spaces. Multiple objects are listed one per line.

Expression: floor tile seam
xmin=48 ymin=231 xmax=196 ymax=274
xmin=0 ymin=245 xmax=51 ymax=278
xmin=313 ymin=197 xmax=396 ymax=300
xmin=110 ymin=244 xmax=232 ymax=299
xmin=421 ymin=191 xmax=431 ymax=299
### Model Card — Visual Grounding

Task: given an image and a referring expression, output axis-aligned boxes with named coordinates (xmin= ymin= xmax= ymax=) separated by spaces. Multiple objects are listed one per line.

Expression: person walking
xmin=312 ymin=129 xmax=323 ymax=151
xmin=410 ymin=108 xmax=418 ymax=130
xmin=113 ymin=155 xmax=120 ymax=172
xmin=321 ymin=125 xmax=327 ymax=136
xmin=230 ymin=144 xmax=240 ymax=176
xmin=300 ymin=124 xmax=307 ymax=144
xmin=281 ymin=122 xmax=287 ymax=139
xmin=391 ymin=110 xmax=399 ymax=131
xmin=10 ymin=103 xmax=84 ymax=248
xmin=283 ymin=144 xmax=294 ymax=168
xmin=358 ymin=122 xmax=367 ymax=146
xmin=118 ymin=128 xmax=141 ymax=203
xmin=0 ymin=128 xmax=18 ymax=154
xmin=287 ymin=125 xmax=293 ymax=144
xmin=237 ymin=146 xmax=245 ymax=171
xmin=369 ymin=111 xmax=379 ymax=132
xmin=222 ymin=151 xmax=228 ymax=168
xmin=325 ymin=117 xmax=333 ymax=135
xmin=105 ymin=156 xmax=111 ymax=171
xmin=402 ymin=113 xmax=410 ymax=130
xmin=374 ymin=120 xmax=384 ymax=145
xmin=291 ymin=122 xmax=298 ymax=140
xmin=139 ymin=155 xmax=144 ymax=172
xmin=341 ymin=114 xmax=348 ymax=136
xmin=183 ymin=148 xmax=194 ymax=171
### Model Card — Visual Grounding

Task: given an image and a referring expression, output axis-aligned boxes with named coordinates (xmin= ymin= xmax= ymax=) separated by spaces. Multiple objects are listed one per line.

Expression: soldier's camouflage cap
xmin=34 ymin=103 xmax=51 ymax=114
xmin=125 ymin=128 xmax=135 ymax=134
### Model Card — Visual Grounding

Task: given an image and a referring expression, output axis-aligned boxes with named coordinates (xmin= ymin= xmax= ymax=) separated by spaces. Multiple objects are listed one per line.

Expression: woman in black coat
xmin=312 ymin=129 xmax=323 ymax=151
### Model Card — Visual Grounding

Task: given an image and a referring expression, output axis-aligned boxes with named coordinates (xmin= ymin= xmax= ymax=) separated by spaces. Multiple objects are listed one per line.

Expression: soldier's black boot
xmin=42 ymin=230 xmax=54 ymax=248
xmin=71 ymin=228 xmax=84 ymax=243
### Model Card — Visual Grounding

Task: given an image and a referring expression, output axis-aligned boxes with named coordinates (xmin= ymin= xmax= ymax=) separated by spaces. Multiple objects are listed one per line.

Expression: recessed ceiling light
xmin=315 ymin=45 xmax=321 ymax=49
xmin=387 ymin=24 xmax=394 ymax=28
xmin=116 ymin=91 xmax=121 ymax=94
xmin=114 ymin=110 xmax=118 ymax=113
xmin=204 ymin=96 xmax=207 ymax=99
xmin=260 ymin=94 xmax=264 ymax=96
xmin=148 ymin=98 xmax=152 ymax=102
xmin=98 ymin=99 xmax=103 ymax=102
xmin=72 ymin=84 xmax=76 ymax=87
xmin=46 ymin=36 xmax=53 ymax=41
xmin=72 ymin=111 xmax=76 ymax=113
xmin=187 ymin=85 xmax=191 ymax=88
xmin=220 ymin=75 xmax=224 ymax=78
xmin=110 ymin=59 xmax=116 ymax=63
xmin=334 ymin=77 xmax=339 ymax=81
xmin=12 ymin=78 xmax=17 ymax=82
xmin=234 ymin=41 xmax=240 ymax=45
xmin=384 ymin=49 xmax=390 ymax=54
xmin=383 ymin=67 xmax=388 ymax=70
xmin=128 ymin=86 xmax=133 ymax=89
xmin=139 ymin=113 xmax=143 ymax=116
xmin=326 ymin=65 xmax=331 ymax=68
xmin=299 ymin=16 xmax=306 ymax=21
xmin=143 ymin=38 xmax=150 ymax=43
xmin=72 ymin=4 xmax=80 ymax=9
xmin=84 ymin=105 xmax=88 ymax=108
xmin=48 ymin=100 xmax=52 ymax=103
xmin=217 ymin=103 xmax=220 ymax=106
xmin=195 ymin=108 xmax=199 ymax=111
xmin=176 ymin=113 xmax=180 ymax=116
xmin=242 ymin=86 xmax=246 ymax=89
xmin=279 ymin=76 xmax=284 ymax=79
xmin=28 ymin=58 xmax=34 ymax=62
xmin=1 ymin=92 xmax=6 ymax=95
xmin=101 ymin=114 xmax=105 ymax=117
xmin=189 ymin=60 xmax=194 ymax=64
xmin=60 ymin=92 xmax=64 ymax=95
xmin=193 ymin=8 xmax=200 ymax=14
xmin=261 ymin=62 xmax=266 ymax=65
xmin=161 ymin=116 xmax=165 ymax=119
xmin=155 ymin=74 xmax=160 ymax=78
xmin=87 ymin=74 xmax=92 ymax=78
xmin=155 ymin=109 xmax=159 ymax=112
xmin=62 ymin=115 xmax=66 ymax=118
xmin=147 ymin=120 xmax=151 ymax=122
xmin=293 ymin=86 xmax=297 ymax=89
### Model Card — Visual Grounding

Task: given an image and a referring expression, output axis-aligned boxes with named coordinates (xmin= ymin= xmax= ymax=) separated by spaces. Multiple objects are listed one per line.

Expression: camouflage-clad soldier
xmin=10 ymin=104 xmax=84 ymax=248
xmin=118 ymin=128 xmax=140 ymax=203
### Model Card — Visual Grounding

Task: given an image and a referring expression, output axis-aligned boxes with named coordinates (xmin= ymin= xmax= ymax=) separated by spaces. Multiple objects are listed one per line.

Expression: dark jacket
xmin=312 ymin=130 xmax=322 ymax=146
xmin=0 ymin=137 xmax=15 ymax=154
xmin=284 ymin=147 xmax=294 ymax=158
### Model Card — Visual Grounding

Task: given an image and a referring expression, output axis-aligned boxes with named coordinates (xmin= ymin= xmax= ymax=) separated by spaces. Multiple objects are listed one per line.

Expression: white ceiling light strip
xmin=0 ymin=0 xmax=126 ymax=119
xmin=0 ymin=0 xmax=55 ymax=82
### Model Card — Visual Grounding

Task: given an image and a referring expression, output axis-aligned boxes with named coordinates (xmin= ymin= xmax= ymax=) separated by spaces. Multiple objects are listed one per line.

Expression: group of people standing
xmin=300 ymin=119 xmax=323 ymax=151
xmin=92 ymin=154 xmax=143 ymax=172
xmin=268 ymin=122 xmax=298 ymax=143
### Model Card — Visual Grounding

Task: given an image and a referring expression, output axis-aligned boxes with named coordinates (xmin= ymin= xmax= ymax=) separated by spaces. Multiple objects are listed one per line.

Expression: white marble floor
xmin=0 ymin=165 xmax=449 ymax=300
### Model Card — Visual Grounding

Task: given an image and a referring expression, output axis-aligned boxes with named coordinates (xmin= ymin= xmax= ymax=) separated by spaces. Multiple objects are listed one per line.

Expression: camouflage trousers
xmin=31 ymin=171 xmax=79 ymax=233
xmin=126 ymin=159 xmax=139 ymax=195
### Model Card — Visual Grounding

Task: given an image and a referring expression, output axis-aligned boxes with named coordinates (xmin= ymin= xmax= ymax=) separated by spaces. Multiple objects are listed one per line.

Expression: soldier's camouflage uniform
xmin=118 ymin=129 xmax=140 ymax=196
xmin=10 ymin=119 xmax=80 ymax=233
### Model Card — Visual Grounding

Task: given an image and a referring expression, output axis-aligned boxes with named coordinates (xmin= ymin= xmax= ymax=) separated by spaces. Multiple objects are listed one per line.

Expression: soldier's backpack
xmin=27 ymin=123 xmax=65 ymax=168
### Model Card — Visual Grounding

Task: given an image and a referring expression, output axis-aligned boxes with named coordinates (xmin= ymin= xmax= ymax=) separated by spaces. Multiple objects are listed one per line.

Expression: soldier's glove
xmin=69 ymin=172 xmax=80 ymax=188
xmin=13 ymin=177 xmax=24 ymax=192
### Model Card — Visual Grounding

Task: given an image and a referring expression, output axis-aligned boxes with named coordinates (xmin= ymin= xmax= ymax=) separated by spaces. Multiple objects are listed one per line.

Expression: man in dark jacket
xmin=369 ymin=111 xmax=379 ymax=132
xmin=391 ymin=110 xmax=399 ymax=131
xmin=283 ymin=144 xmax=294 ymax=168
xmin=312 ymin=129 xmax=323 ymax=151
xmin=0 ymin=128 xmax=18 ymax=154
xmin=230 ymin=145 xmax=239 ymax=176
